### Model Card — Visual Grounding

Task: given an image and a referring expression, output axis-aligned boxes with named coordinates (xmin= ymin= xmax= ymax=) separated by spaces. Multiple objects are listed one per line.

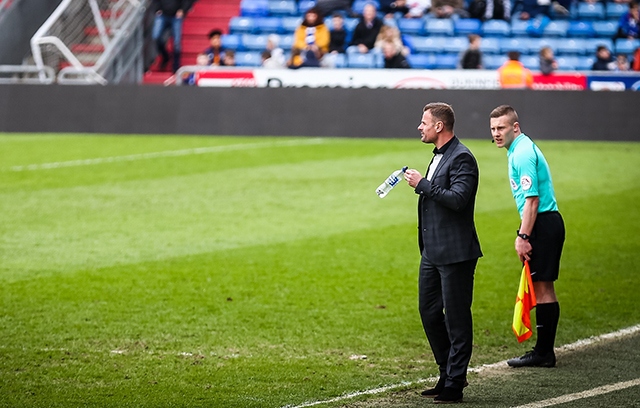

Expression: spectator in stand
xmin=316 ymin=0 xmax=355 ymax=17
xmin=498 ymin=51 xmax=534 ymax=89
xmin=616 ymin=1 xmax=639 ymax=39
xmin=430 ymin=0 xmax=470 ymax=18
xmin=185 ymin=53 xmax=210 ymax=85
xmin=405 ymin=0 xmax=432 ymax=18
xmin=265 ymin=34 xmax=286 ymax=68
xmin=615 ymin=54 xmax=630 ymax=71
xmin=375 ymin=25 xmax=409 ymax=56
xmin=152 ymin=0 xmax=196 ymax=73
xmin=632 ymin=47 xmax=640 ymax=70
xmin=460 ymin=34 xmax=483 ymax=69
xmin=202 ymin=29 xmax=225 ymax=66
xmin=513 ymin=0 xmax=551 ymax=20
xmin=591 ymin=45 xmax=616 ymax=70
xmin=468 ymin=0 xmax=511 ymax=21
xmin=294 ymin=7 xmax=330 ymax=65
xmin=539 ymin=46 xmax=558 ymax=75
xmin=350 ymin=3 xmax=384 ymax=53
xmin=382 ymin=40 xmax=411 ymax=68
xmin=329 ymin=13 xmax=347 ymax=53
xmin=288 ymin=47 xmax=321 ymax=68
xmin=222 ymin=50 xmax=235 ymax=66
xmin=380 ymin=0 xmax=411 ymax=18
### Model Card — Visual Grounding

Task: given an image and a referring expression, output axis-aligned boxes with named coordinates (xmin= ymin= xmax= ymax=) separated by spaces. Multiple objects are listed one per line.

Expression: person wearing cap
xmin=489 ymin=105 xmax=565 ymax=368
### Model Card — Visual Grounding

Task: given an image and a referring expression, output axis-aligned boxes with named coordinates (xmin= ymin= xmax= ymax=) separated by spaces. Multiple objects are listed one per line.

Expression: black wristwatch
xmin=517 ymin=232 xmax=530 ymax=240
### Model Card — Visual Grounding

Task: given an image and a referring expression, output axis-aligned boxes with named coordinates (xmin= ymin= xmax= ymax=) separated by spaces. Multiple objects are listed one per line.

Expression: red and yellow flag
xmin=512 ymin=261 xmax=537 ymax=343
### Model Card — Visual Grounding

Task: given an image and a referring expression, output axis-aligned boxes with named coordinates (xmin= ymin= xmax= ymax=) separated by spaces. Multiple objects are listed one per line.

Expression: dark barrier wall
xmin=0 ymin=84 xmax=639 ymax=141
xmin=0 ymin=0 xmax=64 ymax=64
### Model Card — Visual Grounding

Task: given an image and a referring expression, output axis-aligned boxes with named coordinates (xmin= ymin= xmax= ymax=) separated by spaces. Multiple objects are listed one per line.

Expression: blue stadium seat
xmin=425 ymin=19 xmax=455 ymax=36
xmin=397 ymin=18 xmax=425 ymax=36
xmin=279 ymin=34 xmax=294 ymax=49
xmin=297 ymin=0 xmax=316 ymax=14
xmin=411 ymin=36 xmax=447 ymax=53
xmin=481 ymin=19 xmax=511 ymax=37
xmin=542 ymin=20 xmax=569 ymax=37
xmin=519 ymin=54 xmax=539 ymax=70
xmin=240 ymin=0 xmax=270 ymax=17
xmin=344 ymin=18 xmax=359 ymax=33
xmin=454 ymin=19 xmax=482 ymax=36
xmin=229 ymin=16 xmax=256 ymax=34
xmin=268 ymin=0 xmax=297 ymax=16
xmin=281 ymin=17 xmax=301 ymax=33
xmin=253 ymin=17 xmax=284 ymax=34
xmin=483 ymin=54 xmax=508 ymax=69
xmin=347 ymin=52 xmax=377 ymax=68
xmin=443 ymin=36 xmax=468 ymax=53
xmin=432 ymin=53 xmax=458 ymax=69
xmin=615 ymin=38 xmax=640 ymax=55
xmin=352 ymin=0 xmax=373 ymax=15
xmin=567 ymin=21 xmax=595 ymax=38
xmin=333 ymin=53 xmax=347 ymax=68
xmin=499 ymin=38 xmax=532 ymax=54
xmin=555 ymin=56 xmax=580 ymax=71
xmin=479 ymin=37 xmax=500 ymax=54
xmin=606 ymin=2 xmax=628 ymax=20
xmin=556 ymin=38 xmax=587 ymax=56
xmin=593 ymin=21 xmax=618 ymax=38
xmin=584 ymin=38 xmax=614 ymax=54
xmin=577 ymin=2 xmax=605 ymax=20
xmin=235 ymin=51 xmax=263 ymax=66
xmin=510 ymin=19 xmax=529 ymax=37
xmin=528 ymin=38 xmax=559 ymax=55
xmin=575 ymin=56 xmax=595 ymax=71
xmin=242 ymin=34 xmax=269 ymax=51
xmin=221 ymin=34 xmax=242 ymax=51
xmin=406 ymin=53 xmax=436 ymax=69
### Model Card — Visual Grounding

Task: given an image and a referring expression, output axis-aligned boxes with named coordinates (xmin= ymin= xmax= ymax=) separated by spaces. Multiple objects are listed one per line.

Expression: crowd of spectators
xmin=160 ymin=0 xmax=640 ymax=78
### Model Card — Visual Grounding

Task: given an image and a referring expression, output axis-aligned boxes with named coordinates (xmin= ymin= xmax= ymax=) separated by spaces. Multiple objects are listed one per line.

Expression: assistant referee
xmin=490 ymin=105 xmax=565 ymax=368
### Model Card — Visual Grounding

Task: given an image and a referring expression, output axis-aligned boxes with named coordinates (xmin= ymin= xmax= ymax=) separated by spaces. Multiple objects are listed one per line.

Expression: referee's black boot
xmin=507 ymin=349 xmax=556 ymax=368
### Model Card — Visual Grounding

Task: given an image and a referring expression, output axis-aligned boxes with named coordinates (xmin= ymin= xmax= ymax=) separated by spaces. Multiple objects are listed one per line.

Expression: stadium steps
xmin=143 ymin=0 xmax=241 ymax=85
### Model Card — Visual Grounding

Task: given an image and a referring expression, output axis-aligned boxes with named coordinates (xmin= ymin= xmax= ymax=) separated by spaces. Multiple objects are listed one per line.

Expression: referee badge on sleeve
xmin=521 ymin=176 xmax=532 ymax=191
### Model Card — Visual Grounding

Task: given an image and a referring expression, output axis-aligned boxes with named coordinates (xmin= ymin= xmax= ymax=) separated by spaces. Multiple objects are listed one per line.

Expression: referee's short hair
xmin=490 ymin=105 xmax=519 ymax=125
xmin=424 ymin=102 xmax=455 ymax=132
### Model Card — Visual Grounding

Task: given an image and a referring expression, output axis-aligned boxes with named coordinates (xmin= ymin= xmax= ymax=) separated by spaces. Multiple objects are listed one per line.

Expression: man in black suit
xmin=405 ymin=102 xmax=482 ymax=404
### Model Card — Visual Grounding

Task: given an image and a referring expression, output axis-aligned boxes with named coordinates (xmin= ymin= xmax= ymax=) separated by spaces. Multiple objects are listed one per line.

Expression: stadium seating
xmin=268 ymin=0 xmax=298 ymax=16
xmin=479 ymin=37 xmax=500 ymax=54
xmin=543 ymin=20 xmax=569 ymax=37
xmin=556 ymin=38 xmax=586 ymax=56
xmin=254 ymin=17 xmax=284 ymax=33
xmin=593 ymin=21 xmax=618 ymax=38
xmin=411 ymin=36 xmax=447 ymax=54
xmin=606 ymin=2 xmax=628 ymax=20
xmin=519 ymin=54 xmax=539 ymax=70
xmin=481 ymin=20 xmax=511 ymax=37
xmin=499 ymin=37 xmax=532 ymax=54
xmin=454 ymin=19 xmax=482 ymax=36
xmin=281 ymin=16 xmax=301 ymax=33
xmin=615 ymin=38 xmax=640 ymax=55
xmin=222 ymin=34 xmax=242 ymax=51
xmin=242 ymin=34 xmax=269 ymax=51
xmin=425 ymin=19 xmax=455 ymax=36
xmin=510 ymin=19 xmax=530 ymax=37
xmin=406 ymin=53 xmax=436 ymax=69
xmin=397 ymin=18 xmax=425 ymax=36
xmin=483 ymin=54 xmax=508 ymax=69
xmin=442 ymin=36 xmax=468 ymax=54
xmin=235 ymin=51 xmax=263 ymax=66
xmin=229 ymin=16 xmax=255 ymax=34
xmin=567 ymin=21 xmax=595 ymax=37
xmin=240 ymin=0 xmax=269 ymax=17
xmin=432 ymin=53 xmax=459 ymax=69
xmin=576 ymin=2 xmax=605 ymax=21
xmin=347 ymin=52 xmax=379 ymax=68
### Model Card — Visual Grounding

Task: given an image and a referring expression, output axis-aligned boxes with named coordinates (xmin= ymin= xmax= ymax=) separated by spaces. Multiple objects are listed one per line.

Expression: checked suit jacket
xmin=415 ymin=137 xmax=483 ymax=265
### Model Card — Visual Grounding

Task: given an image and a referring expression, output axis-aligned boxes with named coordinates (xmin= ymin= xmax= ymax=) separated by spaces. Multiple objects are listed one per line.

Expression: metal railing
xmin=30 ymin=0 xmax=146 ymax=84
xmin=0 ymin=65 xmax=55 ymax=84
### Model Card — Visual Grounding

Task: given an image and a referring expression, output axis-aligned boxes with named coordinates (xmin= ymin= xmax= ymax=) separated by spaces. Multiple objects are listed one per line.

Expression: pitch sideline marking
xmin=282 ymin=324 xmax=640 ymax=408
xmin=510 ymin=378 xmax=640 ymax=408
xmin=8 ymin=138 xmax=325 ymax=171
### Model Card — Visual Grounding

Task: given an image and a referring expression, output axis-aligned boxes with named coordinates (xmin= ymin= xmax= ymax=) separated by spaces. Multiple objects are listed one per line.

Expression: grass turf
xmin=0 ymin=134 xmax=639 ymax=407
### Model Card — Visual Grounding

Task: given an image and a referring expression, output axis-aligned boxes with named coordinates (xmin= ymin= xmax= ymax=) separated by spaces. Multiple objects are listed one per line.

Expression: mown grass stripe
xmin=8 ymin=138 xmax=325 ymax=171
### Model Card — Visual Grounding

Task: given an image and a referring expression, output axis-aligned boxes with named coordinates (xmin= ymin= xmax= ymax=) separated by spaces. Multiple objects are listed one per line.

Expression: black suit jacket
xmin=416 ymin=137 xmax=483 ymax=265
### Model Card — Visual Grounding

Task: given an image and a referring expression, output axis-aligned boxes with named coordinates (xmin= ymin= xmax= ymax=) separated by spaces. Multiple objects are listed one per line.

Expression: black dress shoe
xmin=420 ymin=377 xmax=445 ymax=398
xmin=507 ymin=349 xmax=556 ymax=368
xmin=434 ymin=387 xmax=463 ymax=404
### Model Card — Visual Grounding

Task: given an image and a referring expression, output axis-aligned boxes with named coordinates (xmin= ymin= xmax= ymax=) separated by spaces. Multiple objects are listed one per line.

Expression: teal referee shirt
xmin=507 ymin=134 xmax=559 ymax=218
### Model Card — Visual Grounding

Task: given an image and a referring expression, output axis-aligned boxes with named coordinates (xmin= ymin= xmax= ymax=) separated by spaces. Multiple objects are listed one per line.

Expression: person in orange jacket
xmin=498 ymin=51 xmax=534 ymax=89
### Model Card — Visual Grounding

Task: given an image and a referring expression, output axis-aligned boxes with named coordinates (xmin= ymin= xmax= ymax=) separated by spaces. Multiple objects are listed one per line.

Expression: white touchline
xmin=8 ymin=138 xmax=325 ymax=171
xmin=282 ymin=324 xmax=640 ymax=408
xmin=510 ymin=378 xmax=640 ymax=408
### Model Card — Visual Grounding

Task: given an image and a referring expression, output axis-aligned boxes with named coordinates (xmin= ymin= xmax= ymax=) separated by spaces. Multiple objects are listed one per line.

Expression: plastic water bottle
xmin=376 ymin=166 xmax=408 ymax=198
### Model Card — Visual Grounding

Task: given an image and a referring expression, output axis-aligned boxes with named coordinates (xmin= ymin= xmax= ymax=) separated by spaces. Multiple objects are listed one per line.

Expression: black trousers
xmin=419 ymin=254 xmax=477 ymax=390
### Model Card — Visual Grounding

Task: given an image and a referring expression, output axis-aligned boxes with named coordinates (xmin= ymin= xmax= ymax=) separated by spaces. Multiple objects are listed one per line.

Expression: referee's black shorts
xmin=528 ymin=211 xmax=565 ymax=282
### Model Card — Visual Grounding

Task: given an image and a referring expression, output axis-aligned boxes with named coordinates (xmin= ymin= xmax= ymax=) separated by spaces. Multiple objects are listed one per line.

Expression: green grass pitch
xmin=0 ymin=134 xmax=639 ymax=407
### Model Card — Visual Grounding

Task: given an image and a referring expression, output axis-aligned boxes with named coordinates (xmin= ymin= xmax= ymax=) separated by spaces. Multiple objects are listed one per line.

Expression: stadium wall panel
xmin=0 ymin=85 xmax=638 ymax=142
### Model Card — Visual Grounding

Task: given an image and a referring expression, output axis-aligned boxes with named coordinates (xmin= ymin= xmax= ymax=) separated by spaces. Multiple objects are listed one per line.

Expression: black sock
xmin=535 ymin=302 xmax=560 ymax=354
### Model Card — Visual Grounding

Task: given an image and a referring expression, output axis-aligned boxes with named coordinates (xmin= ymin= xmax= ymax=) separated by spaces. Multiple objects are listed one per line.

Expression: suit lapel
xmin=431 ymin=137 xmax=459 ymax=180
